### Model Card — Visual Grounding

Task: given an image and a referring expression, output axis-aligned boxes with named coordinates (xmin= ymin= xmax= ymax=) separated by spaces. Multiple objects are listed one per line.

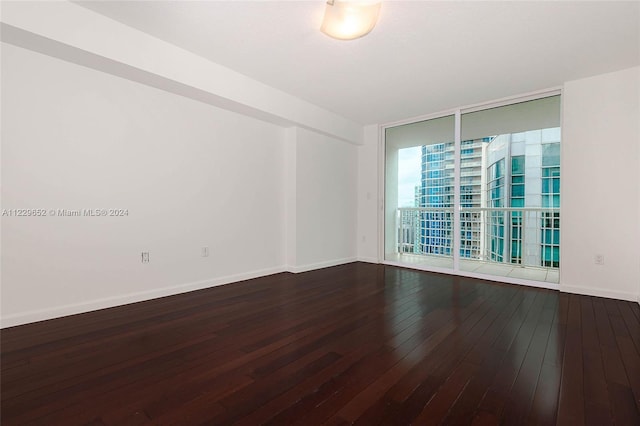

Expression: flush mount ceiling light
xmin=320 ymin=0 xmax=382 ymax=40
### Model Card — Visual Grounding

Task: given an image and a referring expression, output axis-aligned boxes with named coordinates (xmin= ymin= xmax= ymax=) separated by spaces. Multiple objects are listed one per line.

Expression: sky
xmin=397 ymin=146 xmax=422 ymax=207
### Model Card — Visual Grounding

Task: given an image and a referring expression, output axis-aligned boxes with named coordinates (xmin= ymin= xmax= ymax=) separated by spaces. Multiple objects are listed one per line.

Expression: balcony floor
xmin=386 ymin=253 xmax=559 ymax=284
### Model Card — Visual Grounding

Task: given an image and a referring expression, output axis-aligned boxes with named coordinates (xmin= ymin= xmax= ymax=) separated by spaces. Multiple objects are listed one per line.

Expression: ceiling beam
xmin=0 ymin=1 xmax=363 ymax=144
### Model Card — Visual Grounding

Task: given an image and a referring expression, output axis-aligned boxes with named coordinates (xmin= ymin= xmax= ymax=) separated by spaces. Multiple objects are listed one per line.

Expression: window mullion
xmin=453 ymin=110 xmax=461 ymax=271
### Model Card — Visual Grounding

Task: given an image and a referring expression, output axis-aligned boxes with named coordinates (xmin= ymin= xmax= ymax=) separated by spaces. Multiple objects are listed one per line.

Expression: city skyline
xmin=397 ymin=127 xmax=560 ymax=268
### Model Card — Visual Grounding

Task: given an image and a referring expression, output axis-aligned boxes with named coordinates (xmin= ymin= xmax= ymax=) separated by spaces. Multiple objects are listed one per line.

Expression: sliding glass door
xmin=384 ymin=94 xmax=561 ymax=284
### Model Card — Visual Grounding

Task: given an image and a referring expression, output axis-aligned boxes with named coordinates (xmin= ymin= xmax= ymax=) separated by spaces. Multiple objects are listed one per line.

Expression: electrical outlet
xmin=141 ymin=252 xmax=149 ymax=263
xmin=595 ymin=254 xmax=604 ymax=265
xmin=201 ymin=247 xmax=209 ymax=257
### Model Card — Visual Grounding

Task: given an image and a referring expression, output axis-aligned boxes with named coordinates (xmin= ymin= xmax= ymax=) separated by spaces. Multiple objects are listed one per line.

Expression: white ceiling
xmin=76 ymin=1 xmax=639 ymax=125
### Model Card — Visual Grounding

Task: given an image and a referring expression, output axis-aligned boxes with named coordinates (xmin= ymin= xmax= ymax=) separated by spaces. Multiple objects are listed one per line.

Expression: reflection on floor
xmin=386 ymin=253 xmax=559 ymax=284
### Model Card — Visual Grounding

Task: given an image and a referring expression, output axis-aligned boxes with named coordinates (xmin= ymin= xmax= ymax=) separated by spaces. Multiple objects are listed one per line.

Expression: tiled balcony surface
xmin=386 ymin=253 xmax=559 ymax=284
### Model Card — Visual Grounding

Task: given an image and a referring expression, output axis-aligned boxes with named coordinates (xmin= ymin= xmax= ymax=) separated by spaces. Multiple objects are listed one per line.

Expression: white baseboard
xmin=560 ymin=284 xmax=639 ymax=302
xmin=0 ymin=265 xmax=287 ymax=329
xmin=356 ymin=256 xmax=379 ymax=264
xmin=5 ymin=261 xmax=636 ymax=328
xmin=287 ymin=257 xmax=357 ymax=274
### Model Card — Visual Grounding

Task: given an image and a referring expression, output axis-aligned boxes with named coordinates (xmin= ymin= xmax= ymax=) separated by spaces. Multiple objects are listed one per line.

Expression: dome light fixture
xmin=320 ymin=0 xmax=382 ymax=41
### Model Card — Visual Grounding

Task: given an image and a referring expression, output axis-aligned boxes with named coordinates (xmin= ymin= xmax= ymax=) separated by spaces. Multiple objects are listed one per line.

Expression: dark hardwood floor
xmin=2 ymin=262 xmax=639 ymax=425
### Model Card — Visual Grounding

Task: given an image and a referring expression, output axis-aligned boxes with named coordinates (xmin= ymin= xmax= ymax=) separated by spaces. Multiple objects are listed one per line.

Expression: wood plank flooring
xmin=2 ymin=262 xmax=639 ymax=425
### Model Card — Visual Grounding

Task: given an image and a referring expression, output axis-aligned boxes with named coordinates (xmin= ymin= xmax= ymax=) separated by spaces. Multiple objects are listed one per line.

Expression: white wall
xmin=283 ymin=128 xmax=298 ymax=269
xmin=357 ymin=125 xmax=379 ymax=263
xmin=561 ymin=66 xmax=640 ymax=302
xmin=1 ymin=43 xmax=288 ymax=326
xmin=293 ymin=128 xmax=358 ymax=271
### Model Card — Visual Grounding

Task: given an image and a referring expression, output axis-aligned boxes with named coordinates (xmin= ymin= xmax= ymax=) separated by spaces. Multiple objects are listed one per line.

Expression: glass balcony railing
xmin=396 ymin=207 xmax=560 ymax=269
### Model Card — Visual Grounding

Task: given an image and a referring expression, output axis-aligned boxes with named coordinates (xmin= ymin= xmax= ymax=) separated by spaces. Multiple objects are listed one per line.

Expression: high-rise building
xmin=459 ymin=138 xmax=488 ymax=259
xmin=484 ymin=128 xmax=560 ymax=267
xmin=419 ymin=142 xmax=453 ymax=255
xmin=419 ymin=138 xmax=486 ymax=258
xmin=397 ymin=185 xmax=422 ymax=253
xmin=399 ymin=209 xmax=416 ymax=253
xmin=418 ymin=128 xmax=560 ymax=267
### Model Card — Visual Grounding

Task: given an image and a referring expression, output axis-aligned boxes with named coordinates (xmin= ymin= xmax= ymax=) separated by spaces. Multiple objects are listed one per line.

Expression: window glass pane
xmin=542 ymin=143 xmax=560 ymax=167
xmin=512 ymin=156 xmax=525 ymax=174
xmin=460 ymin=95 xmax=560 ymax=277
xmin=385 ymin=115 xmax=454 ymax=267
xmin=512 ymin=185 xmax=524 ymax=197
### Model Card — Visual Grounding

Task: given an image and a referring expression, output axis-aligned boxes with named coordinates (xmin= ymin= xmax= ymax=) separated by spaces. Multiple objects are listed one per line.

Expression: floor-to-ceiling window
xmin=384 ymin=93 xmax=561 ymax=285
